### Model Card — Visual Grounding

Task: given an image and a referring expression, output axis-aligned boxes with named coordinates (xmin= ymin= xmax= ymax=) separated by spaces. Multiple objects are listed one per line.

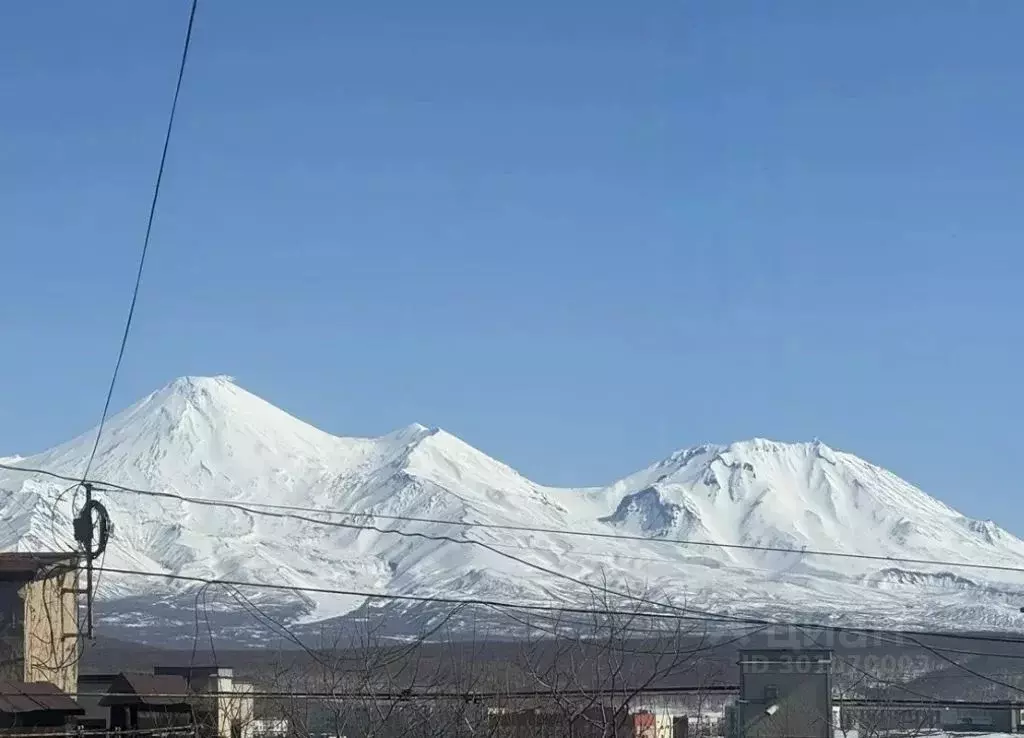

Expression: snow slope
xmin=3 ymin=375 xmax=1024 ymax=640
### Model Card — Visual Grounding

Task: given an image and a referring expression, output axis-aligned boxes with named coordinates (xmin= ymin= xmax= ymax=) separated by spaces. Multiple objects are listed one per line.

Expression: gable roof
xmin=100 ymin=673 xmax=192 ymax=708
xmin=0 ymin=681 xmax=84 ymax=714
xmin=0 ymin=552 xmax=79 ymax=581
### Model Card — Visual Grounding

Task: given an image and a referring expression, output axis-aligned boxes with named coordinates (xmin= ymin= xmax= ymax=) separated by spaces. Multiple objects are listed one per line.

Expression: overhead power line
xmin=8 ymin=461 xmax=1024 ymax=657
xmin=0 ymin=728 xmax=192 ymax=738
xmin=101 ymin=566 xmax=731 ymax=624
xmin=6 ymin=692 xmax=1024 ymax=710
xmin=80 ymin=0 xmax=198 ymax=482
xmin=74 ymin=0 xmax=197 ymax=642
xmin=52 ymin=0 xmax=199 ymax=648
xmin=87 ymin=492 xmax=711 ymax=623
xmin=45 ymin=475 xmax=1024 ymax=634
xmin=98 ymin=566 xmax=1024 ymax=647
xmin=798 ymin=620 xmax=1024 ymax=699
xmin=15 ymin=687 xmax=742 ymax=702
xmin=5 ymin=461 xmax=1024 ymax=578
xmin=900 ymin=632 xmax=1024 ymax=697
xmin=9 ymin=692 xmax=1024 ymax=708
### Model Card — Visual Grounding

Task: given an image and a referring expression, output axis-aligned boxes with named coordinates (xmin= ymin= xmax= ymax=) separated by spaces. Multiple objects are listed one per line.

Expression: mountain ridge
xmin=2 ymin=375 xmax=1023 ymax=641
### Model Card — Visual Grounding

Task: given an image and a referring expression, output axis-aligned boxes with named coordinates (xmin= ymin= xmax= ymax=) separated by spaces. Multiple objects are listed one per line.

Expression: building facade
xmin=154 ymin=666 xmax=255 ymax=738
xmin=737 ymin=649 xmax=833 ymax=738
xmin=0 ymin=553 xmax=80 ymax=694
xmin=940 ymin=706 xmax=1019 ymax=733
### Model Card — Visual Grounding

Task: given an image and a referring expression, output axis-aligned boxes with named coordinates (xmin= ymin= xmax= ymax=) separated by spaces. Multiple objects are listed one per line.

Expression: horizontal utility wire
xmin=8 ymin=461 xmax=1024 ymax=670
xmin=61 ymin=490 xmax=1024 ymax=642
xmin=91 ymin=491 xmax=712 ymax=623
xmin=195 ymin=568 xmax=1024 ymax=668
xmin=65 ymin=477 xmax=1024 ymax=639
xmin=795 ymin=625 xmax=944 ymax=702
xmin=799 ymin=621 xmax=1024 ymax=696
xmin=9 ymin=463 xmax=1024 ymax=657
xmin=0 ymin=729 xmax=194 ymax=738
xmin=902 ymin=632 xmax=1024 ymax=697
xmin=11 ymin=465 xmax=1024 ymax=667
xmin=78 ymin=0 xmax=198 ymax=484
xmin=4 ymin=690 xmax=1023 ymax=706
xmin=4 ymin=461 xmax=1024 ymax=577
xmin=0 ymin=462 xmax=836 ymax=629
xmin=99 ymin=566 xmax=1024 ymax=647
xmin=0 ymin=687 xmax=730 ymax=701
xmin=100 ymin=566 xmax=739 ymax=624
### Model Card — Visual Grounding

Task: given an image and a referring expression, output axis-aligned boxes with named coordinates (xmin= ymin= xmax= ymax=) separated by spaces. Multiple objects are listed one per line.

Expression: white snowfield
xmin=3 ymin=375 xmax=1024 ymax=632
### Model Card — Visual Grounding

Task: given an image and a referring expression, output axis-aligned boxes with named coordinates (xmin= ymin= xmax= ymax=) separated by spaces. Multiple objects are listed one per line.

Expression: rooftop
xmin=0 ymin=681 xmax=84 ymax=714
xmin=154 ymin=665 xmax=234 ymax=679
xmin=100 ymin=673 xmax=192 ymax=708
xmin=0 ymin=552 xmax=79 ymax=580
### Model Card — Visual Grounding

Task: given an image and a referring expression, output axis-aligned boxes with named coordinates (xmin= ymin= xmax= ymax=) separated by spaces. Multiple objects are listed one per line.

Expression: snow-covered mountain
xmin=3 ymin=375 xmax=1024 ymax=643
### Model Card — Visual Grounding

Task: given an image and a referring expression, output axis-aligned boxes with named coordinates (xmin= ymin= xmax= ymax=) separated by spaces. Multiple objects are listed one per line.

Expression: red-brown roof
xmin=0 ymin=552 xmax=79 ymax=581
xmin=0 ymin=681 xmax=84 ymax=714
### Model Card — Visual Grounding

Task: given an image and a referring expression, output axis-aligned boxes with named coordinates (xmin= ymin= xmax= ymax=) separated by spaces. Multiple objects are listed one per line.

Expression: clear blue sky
xmin=2 ymin=2 xmax=1022 ymax=528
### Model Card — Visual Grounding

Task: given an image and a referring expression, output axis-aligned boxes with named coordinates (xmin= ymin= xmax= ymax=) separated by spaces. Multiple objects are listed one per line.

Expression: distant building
xmin=630 ymin=694 xmax=730 ymax=737
xmin=736 ymin=649 xmax=833 ymax=738
xmin=75 ymin=672 xmax=119 ymax=730
xmin=673 ymin=716 xmax=690 ymax=738
xmin=249 ymin=717 xmax=289 ymax=737
xmin=0 ymin=552 xmax=80 ymax=694
xmin=155 ymin=666 xmax=255 ymax=738
xmin=488 ymin=705 xmax=631 ymax=737
xmin=79 ymin=666 xmax=256 ymax=738
xmin=100 ymin=672 xmax=195 ymax=735
xmin=837 ymin=704 xmax=937 ymax=735
xmin=633 ymin=710 xmax=676 ymax=737
xmin=940 ymin=705 xmax=1019 ymax=733
xmin=633 ymin=711 xmax=656 ymax=737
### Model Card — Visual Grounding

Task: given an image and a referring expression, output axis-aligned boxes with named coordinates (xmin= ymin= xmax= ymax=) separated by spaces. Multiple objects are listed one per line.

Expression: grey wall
xmin=738 ymin=651 xmax=832 ymax=738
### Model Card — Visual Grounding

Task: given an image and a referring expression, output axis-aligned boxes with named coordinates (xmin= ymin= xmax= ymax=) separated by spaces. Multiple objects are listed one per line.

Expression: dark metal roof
xmin=0 ymin=681 xmax=84 ymax=714
xmin=100 ymin=673 xmax=192 ymax=708
xmin=0 ymin=552 xmax=79 ymax=581
xmin=155 ymin=665 xmax=233 ymax=678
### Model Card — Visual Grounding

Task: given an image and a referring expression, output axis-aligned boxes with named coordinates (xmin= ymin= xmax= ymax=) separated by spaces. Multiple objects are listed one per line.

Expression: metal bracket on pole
xmin=73 ymin=483 xmax=96 ymax=639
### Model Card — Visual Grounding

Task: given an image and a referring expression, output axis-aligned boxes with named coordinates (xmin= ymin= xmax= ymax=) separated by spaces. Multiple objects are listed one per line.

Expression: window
xmin=764 ymin=685 xmax=779 ymax=701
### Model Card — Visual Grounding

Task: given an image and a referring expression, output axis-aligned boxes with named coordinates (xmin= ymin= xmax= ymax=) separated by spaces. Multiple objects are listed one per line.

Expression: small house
xmin=76 ymin=672 xmax=120 ymax=730
xmin=154 ymin=666 xmax=255 ymax=738
xmin=940 ymin=705 xmax=1018 ymax=733
xmin=100 ymin=672 xmax=195 ymax=733
xmin=249 ymin=718 xmax=289 ymax=737
xmin=488 ymin=705 xmax=631 ymax=737
xmin=0 ymin=679 xmax=84 ymax=731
